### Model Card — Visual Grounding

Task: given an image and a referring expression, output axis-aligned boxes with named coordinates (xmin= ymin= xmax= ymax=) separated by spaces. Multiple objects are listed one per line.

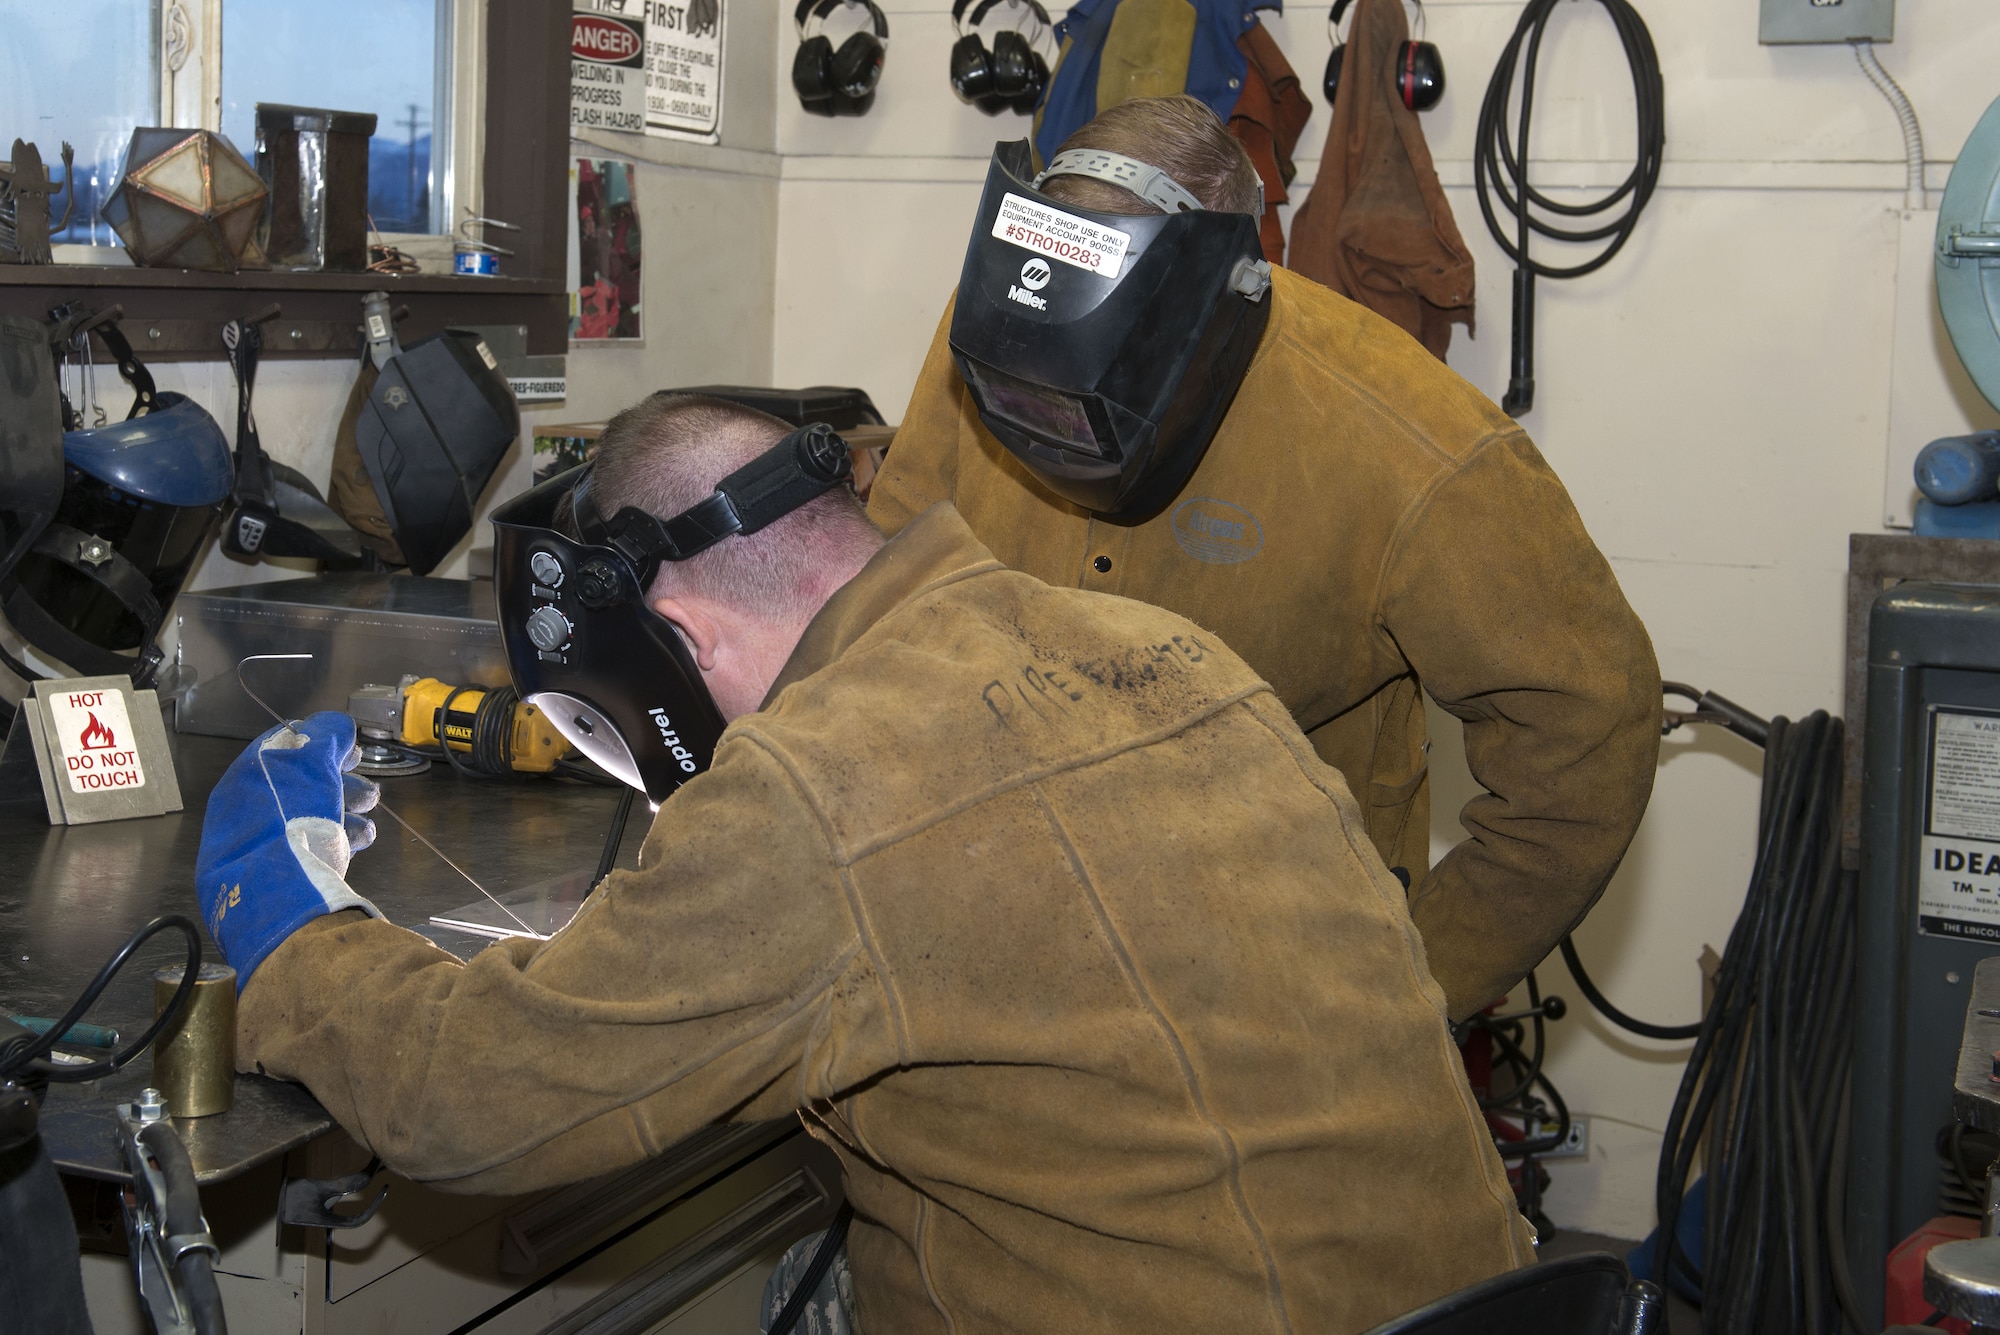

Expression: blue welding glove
xmin=195 ymin=711 xmax=383 ymax=990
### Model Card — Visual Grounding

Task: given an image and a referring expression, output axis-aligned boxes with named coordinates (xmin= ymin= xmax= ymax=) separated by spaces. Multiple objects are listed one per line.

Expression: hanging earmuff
xmin=949 ymin=0 xmax=1053 ymax=116
xmin=793 ymin=0 xmax=891 ymax=117
xmin=1324 ymin=0 xmax=1445 ymax=113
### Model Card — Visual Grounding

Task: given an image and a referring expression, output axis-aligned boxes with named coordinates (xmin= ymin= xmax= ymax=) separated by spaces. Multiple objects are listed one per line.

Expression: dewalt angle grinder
xmin=348 ymin=676 xmax=569 ymax=778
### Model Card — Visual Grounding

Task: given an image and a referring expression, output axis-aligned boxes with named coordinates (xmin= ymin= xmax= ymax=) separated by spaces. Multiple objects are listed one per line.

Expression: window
xmin=0 ymin=3 xmax=158 ymax=245
xmin=2 ymin=0 xmax=474 ymax=249
xmin=219 ymin=0 xmax=451 ymax=234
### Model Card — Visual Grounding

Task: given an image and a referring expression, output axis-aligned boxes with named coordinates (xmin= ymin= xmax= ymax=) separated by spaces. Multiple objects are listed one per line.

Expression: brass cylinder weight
xmin=151 ymin=962 xmax=238 ymax=1117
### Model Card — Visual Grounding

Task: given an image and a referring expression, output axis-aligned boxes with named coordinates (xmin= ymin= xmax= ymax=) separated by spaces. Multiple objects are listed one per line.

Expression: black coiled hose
xmin=1473 ymin=0 xmax=1664 ymax=416
xmin=1650 ymin=712 xmax=1862 ymax=1334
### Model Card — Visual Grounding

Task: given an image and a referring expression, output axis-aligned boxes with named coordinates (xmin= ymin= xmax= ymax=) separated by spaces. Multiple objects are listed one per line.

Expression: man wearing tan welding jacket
xmin=196 ymin=393 xmax=1534 ymax=1334
xmin=870 ymin=96 xmax=1661 ymax=1021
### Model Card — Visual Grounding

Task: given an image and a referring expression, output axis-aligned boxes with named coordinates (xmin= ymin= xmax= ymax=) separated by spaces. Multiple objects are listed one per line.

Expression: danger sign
xmin=993 ymin=193 xmax=1133 ymax=280
xmin=45 ymin=689 xmax=145 ymax=794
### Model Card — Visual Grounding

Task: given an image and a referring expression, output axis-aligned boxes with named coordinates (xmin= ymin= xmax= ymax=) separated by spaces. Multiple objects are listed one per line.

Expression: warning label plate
xmin=992 ymin=193 xmax=1133 ymax=279
xmin=44 ymin=687 xmax=145 ymax=795
xmin=1920 ymin=709 xmax=2000 ymax=939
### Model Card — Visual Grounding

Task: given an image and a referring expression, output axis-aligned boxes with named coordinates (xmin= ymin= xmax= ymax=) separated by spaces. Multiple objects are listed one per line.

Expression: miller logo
xmin=1009 ymin=257 xmax=1052 ymax=309
xmin=1170 ymin=498 xmax=1265 ymax=565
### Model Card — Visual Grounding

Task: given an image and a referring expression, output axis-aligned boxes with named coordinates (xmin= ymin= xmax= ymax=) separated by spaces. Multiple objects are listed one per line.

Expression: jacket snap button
xmin=1093 ymin=555 xmax=1112 ymax=573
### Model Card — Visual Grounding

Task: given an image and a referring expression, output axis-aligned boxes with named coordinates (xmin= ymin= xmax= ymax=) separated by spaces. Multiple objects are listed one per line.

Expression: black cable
xmin=767 ymin=1201 xmax=855 ymax=1335
xmin=139 ymin=1120 xmax=227 ymax=1335
xmin=1647 ymin=711 xmax=1853 ymax=1334
xmin=1473 ymin=0 xmax=1664 ymax=416
xmin=593 ymin=786 xmax=637 ymax=890
xmin=1566 ymin=681 xmax=1774 ymax=1044
xmin=0 ymin=914 xmax=201 ymax=1084
xmin=435 ymin=685 xmax=522 ymax=780
xmin=470 ymin=685 xmax=519 ymax=775
xmin=1559 ymin=937 xmax=1702 ymax=1041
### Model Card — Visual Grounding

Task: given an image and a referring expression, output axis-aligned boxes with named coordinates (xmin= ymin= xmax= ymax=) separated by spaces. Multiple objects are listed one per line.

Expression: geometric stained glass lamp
xmin=100 ymin=128 xmax=268 ymax=272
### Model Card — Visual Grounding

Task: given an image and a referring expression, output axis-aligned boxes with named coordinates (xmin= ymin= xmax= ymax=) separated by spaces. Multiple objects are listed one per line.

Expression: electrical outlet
xmin=1537 ymin=1116 xmax=1589 ymax=1159
xmin=1759 ymin=0 xmax=1894 ymax=46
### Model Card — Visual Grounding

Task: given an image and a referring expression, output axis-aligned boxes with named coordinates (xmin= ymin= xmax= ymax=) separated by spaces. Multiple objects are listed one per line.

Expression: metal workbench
xmin=1 ymin=727 xmax=834 ymax=1334
xmin=3 ymin=729 xmax=638 ymax=1181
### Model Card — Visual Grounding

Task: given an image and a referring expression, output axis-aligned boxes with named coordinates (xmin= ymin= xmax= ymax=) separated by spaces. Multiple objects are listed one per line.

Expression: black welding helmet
xmin=351 ymin=295 xmax=520 ymax=576
xmin=490 ymin=421 xmax=853 ymax=804
xmin=3 ymin=394 xmax=232 ymax=684
xmin=948 ymin=139 xmax=1272 ymax=523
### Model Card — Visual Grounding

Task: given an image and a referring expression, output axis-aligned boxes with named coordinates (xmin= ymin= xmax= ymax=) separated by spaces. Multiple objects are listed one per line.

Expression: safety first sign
xmin=45 ymin=687 xmax=145 ymax=793
xmin=1920 ymin=710 xmax=2000 ymax=941
xmin=993 ymin=193 xmax=1133 ymax=279
xmin=0 ymin=675 xmax=181 ymax=825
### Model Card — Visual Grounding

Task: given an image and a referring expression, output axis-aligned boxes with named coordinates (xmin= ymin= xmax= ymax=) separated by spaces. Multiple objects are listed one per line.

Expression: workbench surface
xmin=0 ymin=727 xmax=639 ymax=1183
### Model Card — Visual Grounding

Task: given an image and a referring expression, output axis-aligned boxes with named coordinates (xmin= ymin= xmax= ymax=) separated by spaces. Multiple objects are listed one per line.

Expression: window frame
xmin=3 ymin=0 xmax=566 ymax=362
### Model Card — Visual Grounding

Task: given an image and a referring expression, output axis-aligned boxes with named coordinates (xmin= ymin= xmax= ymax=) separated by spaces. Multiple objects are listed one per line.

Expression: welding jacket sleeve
xmin=1383 ymin=437 xmax=1662 ymax=1013
xmin=234 ymin=740 xmax=863 ymax=1196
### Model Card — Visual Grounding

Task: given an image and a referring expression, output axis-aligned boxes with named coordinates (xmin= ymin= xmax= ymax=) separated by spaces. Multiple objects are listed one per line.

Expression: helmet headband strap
xmin=573 ymin=420 xmax=854 ymax=589
xmin=1034 ymin=149 xmax=1205 ymax=214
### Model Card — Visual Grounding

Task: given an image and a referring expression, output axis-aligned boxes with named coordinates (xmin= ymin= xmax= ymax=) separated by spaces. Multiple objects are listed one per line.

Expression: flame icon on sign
xmin=78 ymin=713 xmax=116 ymax=750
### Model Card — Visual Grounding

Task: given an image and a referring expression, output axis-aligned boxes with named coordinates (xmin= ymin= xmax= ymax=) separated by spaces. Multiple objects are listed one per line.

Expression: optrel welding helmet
xmin=2 ymin=394 xmax=232 ymax=685
xmin=948 ymin=139 xmax=1273 ymax=523
xmin=490 ymin=419 xmax=853 ymax=804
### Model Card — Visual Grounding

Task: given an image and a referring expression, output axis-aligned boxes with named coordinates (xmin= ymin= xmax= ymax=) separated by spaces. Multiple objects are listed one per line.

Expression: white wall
xmin=766 ymin=0 xmax=2000 ymax=1239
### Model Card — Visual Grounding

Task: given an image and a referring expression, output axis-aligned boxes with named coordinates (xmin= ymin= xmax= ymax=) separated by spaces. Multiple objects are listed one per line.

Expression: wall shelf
xmin=7 ymin=0 xmax=571 ymax=361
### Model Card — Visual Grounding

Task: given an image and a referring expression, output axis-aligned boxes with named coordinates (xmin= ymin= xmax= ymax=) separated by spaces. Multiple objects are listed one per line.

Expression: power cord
xmin=1649 ymin=711 xmax=1860 ymax=1334
xmin=0 ymin=914 xmax=202 ymax=1085
xmin=1473 ymin=0 xmax=1664 ymax=416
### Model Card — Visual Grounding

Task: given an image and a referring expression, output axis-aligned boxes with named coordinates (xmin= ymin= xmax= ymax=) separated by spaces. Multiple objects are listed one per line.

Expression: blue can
xmin=454 ymin=247 xmax=502 ymax=277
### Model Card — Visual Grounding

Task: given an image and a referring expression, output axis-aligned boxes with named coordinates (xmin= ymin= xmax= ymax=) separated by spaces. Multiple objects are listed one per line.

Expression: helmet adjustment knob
xmin=575 ymin=559 xmax=625 ymax=610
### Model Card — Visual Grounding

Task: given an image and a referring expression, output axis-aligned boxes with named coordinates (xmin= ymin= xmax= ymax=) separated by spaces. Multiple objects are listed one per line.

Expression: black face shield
xmin=490 ymin=421 xmax=852 ymax=805
xmin=948 ymin=140 xmax=1272 ymax=523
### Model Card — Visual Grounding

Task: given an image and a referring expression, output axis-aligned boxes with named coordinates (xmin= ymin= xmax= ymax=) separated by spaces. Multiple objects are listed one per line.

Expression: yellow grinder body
xmin=401 ymin=677 xmax=566 ymax=773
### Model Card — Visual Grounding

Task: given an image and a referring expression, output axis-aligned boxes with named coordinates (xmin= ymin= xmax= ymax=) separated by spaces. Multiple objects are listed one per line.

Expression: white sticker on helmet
xmin=992 ymin=193 xmax=1133 ymax=280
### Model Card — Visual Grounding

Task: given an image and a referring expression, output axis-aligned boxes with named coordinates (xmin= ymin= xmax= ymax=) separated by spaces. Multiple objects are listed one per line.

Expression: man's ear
xmin=651 ymin=596 xmax=720 ymax=671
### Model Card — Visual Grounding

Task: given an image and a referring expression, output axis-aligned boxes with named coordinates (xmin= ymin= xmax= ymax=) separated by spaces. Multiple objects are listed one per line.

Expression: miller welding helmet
xmin=2 ymin=394 xmax=232 ymax=685
xmin=949 ymin=140 xmax=1273 ymax=523
xmin=490 ymin=420 xmax=853 ymax=805
xmin=351 ymin=294 xmax=520 ymax=576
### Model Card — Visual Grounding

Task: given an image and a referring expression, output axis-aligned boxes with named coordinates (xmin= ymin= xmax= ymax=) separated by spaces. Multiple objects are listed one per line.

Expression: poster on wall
xmin=643 ymin=0 xmax=725 ymax=144
xmin=572 ymin=159 xmax=644 ymax=341
xmin=570 ymin=1 xmax=648 ymax=134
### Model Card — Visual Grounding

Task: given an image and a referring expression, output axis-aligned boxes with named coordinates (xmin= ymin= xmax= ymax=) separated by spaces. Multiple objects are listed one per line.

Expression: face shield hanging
xmin=1 ymin=312 xmax=232 ymax=688
xmin=948 ymin=139 xmax=1272 ymax=523
xmin=490 ymin=420 xmax=853 ymax=805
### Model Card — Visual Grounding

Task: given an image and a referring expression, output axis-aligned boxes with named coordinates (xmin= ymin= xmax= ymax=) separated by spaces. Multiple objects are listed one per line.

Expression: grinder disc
xmin=354 ymin=743 xmax=430 ymax=778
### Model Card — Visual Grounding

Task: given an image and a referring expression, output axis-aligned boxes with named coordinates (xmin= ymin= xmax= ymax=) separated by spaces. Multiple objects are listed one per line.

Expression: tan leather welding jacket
xmin=239 ymin=504 xmax=1534 ymax=1335
xmin=868 ymin=267 xmax=1663 ymax=1019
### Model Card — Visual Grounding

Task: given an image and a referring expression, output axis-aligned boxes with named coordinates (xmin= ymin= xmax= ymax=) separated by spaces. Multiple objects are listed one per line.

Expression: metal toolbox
xmin=173 ymin=574 xmax=510 ymax=740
